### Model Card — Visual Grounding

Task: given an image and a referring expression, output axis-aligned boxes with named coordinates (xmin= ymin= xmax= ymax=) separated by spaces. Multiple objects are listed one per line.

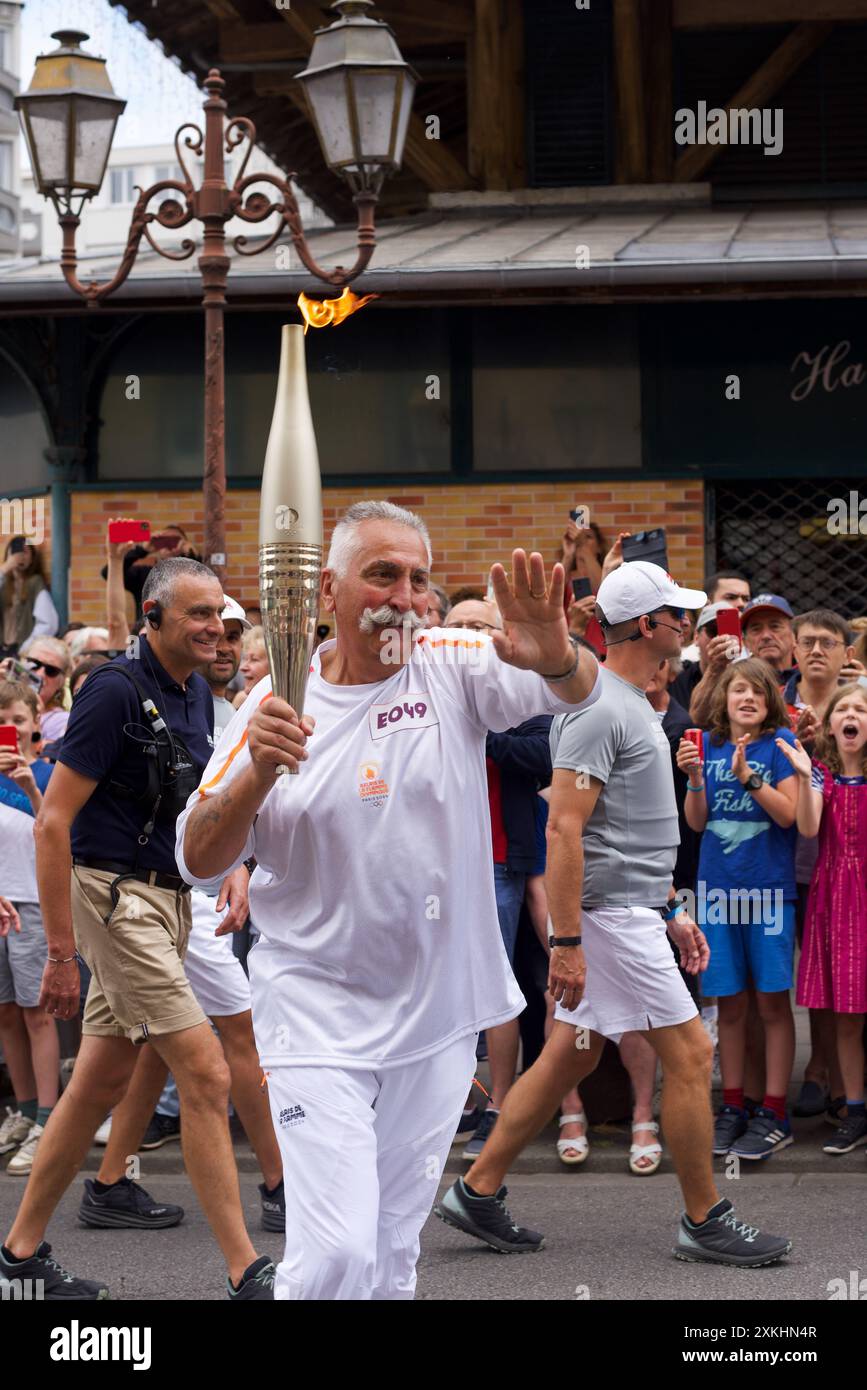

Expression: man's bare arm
xmin=182 ymin=697 xmax=314 ymax=881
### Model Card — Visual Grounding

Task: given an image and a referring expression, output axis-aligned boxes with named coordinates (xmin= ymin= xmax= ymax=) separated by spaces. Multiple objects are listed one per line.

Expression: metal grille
xmin=524 ymin=0 xmax=613 ymax=187
xmin=709 ymin=480 xmax=867 ymax=621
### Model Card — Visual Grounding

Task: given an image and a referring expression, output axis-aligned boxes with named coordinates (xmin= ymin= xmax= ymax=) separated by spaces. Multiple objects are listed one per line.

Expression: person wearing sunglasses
xmin=17 ymin=638 xmax=72 ymax=745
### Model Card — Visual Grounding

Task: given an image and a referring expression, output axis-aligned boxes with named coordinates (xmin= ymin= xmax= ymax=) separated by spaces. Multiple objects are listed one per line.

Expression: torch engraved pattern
xmin=259 ymin=539 xmax=322 ymax=725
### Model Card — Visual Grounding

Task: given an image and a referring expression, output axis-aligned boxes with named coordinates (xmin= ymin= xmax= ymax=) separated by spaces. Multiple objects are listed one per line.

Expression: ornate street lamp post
xmin=15 ymin=6 xmax=417 ymax=582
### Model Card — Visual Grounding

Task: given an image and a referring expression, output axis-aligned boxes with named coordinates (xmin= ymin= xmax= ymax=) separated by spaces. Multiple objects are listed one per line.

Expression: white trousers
xmin=264 ymin=1032 xmax=477 ymax=1300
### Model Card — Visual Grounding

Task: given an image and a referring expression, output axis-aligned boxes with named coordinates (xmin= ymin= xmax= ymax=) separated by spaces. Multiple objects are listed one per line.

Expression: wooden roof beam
xmin=467 ymin=0 xmax=525 ymax=189
xmin=614 ymin=0 xmax=648 ymax=182
xmin=674 ymin=0 xmax=867 ymax=27
xmin=674 ymin=21 xmax=834 ymax=181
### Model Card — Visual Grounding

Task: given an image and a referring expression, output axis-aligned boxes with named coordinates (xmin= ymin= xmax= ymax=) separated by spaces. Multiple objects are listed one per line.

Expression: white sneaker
xmin=0 ymin=1108 xmax=34 ymax=1155
xmin=6 ymin=1123 xmax=43 ymax=1175
xmin=94 ymin=1116 xmax=112 ymax=1146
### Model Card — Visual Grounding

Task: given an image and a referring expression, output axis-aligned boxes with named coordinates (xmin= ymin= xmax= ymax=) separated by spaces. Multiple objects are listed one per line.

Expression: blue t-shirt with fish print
xmin=697 ymin=727 xmax=797 ymax=899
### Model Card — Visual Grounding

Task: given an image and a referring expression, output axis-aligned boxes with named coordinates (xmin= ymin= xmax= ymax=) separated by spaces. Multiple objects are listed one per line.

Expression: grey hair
xmin=68 ymin=627 xmax=109 ymax=660
xmin=141 ymin=556 xmax=219 ymax=610
xmin=326 ymin=501 xmax=432 ymax=578
xmin=20 ymin=633 xmax=72 ymax=674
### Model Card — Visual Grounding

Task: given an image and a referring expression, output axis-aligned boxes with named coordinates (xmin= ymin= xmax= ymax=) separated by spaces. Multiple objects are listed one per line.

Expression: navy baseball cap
xmin=741 ymin=594 xmax=794 ymax=629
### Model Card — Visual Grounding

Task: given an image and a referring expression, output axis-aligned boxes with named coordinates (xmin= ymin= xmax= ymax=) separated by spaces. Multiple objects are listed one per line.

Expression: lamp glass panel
xmin=305 ymin=71 xmax=355 ymax=167
xmin=350 ymin=71 xmax=398 ymax=163
xmin=23 ymin=101 xmax=71 ymax=186
xmin=73 ymin=99 xmax=117 ymax=188
xmin=393 ymin=73 xmax=415 ymax=166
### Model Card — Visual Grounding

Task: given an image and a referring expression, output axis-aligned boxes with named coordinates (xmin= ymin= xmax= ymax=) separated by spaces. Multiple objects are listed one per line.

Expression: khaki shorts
xmin=72 ymin=866 xmax=207 ymax=1045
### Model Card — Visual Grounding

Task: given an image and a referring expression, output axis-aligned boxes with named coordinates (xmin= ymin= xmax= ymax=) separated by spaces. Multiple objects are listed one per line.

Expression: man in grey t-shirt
xmin=550 ymin=666 xmax=680 ymax=907
xmin=438 ymin=562 xmax=792 ymax=1269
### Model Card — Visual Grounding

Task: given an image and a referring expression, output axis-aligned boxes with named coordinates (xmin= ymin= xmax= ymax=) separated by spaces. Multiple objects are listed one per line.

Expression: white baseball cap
xmin=596 ymin=562 xmax=707 ymax=625
xmin=221 ymin=594 xmax=251 ymax=630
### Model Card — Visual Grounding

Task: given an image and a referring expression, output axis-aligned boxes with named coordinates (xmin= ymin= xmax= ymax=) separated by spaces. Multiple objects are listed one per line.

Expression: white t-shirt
xmin=0 ymin=801 xmax=38 ymax=902
xmin=176 ymin=630 xmax=601 ymax=1070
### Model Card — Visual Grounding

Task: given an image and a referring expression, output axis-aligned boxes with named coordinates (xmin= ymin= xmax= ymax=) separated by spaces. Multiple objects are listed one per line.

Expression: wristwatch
xmin=743 ymin=772 xmax=763 ymax=791
xmin=549 ymin=934 xmax=582 ymax=948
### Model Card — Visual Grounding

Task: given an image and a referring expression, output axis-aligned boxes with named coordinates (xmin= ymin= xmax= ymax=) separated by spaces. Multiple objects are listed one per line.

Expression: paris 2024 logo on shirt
xmin=358 ymin=761 xmax=390 ymax=808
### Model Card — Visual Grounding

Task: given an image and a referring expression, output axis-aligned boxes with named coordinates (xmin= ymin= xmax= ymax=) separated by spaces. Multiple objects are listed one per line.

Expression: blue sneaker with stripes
xmin=728 ymin=1107 xmax=793 ymax=1161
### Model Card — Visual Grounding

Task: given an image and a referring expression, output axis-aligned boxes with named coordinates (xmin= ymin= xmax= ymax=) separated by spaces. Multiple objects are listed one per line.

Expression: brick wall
xmin=4 ymin=481 xmax=706 ymax=626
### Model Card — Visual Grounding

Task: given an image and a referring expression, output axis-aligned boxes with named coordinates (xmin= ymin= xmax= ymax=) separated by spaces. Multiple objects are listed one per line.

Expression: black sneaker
xmin=259 ymin=1179 xmax=285 ymax=1232
xmin=823 ymin=1112 xmax=867 ymax=1154
xmin=712 ymin=1104 xmax=749 ymax=1156
xmin=674 ymin=1198 xmax=792 ymax=1268
xmin=464 ymin=1108 xmax=499 ymax=1160
xmin=435 ymin=1178 xmax=544 ymax=1254
xmin=0 ymin=1241 xmax=110 ymax=1300
xmin=79 ymin=1176 xmax=184 ymax=1229
xmin=140 ymin=1111 xmax=181 ymax=1150
xmin=792 ymin=1079 xmax=829 ymax=1118
xmin=453 ymin=1107 xmax=482 ymax=1143
xmin=227 ymin=1256 xmax=276 ymax=1300
xmin=729 ymin=1107 xmax=793 ymax=1161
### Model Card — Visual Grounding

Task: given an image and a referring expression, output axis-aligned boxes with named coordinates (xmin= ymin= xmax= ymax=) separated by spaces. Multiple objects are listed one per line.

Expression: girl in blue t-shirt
xmin=677 ymin=659 xmax=799 ymax=1163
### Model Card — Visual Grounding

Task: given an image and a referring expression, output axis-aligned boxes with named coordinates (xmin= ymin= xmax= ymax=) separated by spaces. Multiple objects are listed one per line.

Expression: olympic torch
xmin=259 ymin=324 xmax=323 ymax=774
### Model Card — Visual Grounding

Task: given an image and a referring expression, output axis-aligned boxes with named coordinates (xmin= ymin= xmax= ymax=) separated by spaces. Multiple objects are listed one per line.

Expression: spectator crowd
xmin=1 ymin=506 xmax=866 ymax=1205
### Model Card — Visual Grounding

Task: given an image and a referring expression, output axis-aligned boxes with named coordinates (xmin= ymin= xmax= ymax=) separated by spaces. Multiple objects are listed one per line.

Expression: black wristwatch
xmin=744 ymin=772 xmax=763 ymax=792
xmin=549 ymin=935 xmax=582 ymax=948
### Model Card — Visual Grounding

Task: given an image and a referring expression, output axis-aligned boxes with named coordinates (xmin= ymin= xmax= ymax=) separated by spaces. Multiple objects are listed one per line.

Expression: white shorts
xmin=182 ymin=889 xmax=252 ymax=1019
xmin=264 ymin=1031 xmax=477 ymax=1300
xmin=554 ymin=905 xmax=698 ymax=1044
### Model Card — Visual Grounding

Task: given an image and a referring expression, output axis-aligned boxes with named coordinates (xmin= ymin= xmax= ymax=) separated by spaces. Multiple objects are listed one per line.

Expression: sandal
xmin=557 ymin=1112 xmax=589 ymax=1166
xmin=629 ymin=1120 xmax=662 ymax=1175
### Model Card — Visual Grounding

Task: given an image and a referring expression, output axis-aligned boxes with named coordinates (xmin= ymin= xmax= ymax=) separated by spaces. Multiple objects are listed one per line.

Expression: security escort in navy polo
xmin=0 ymin=558 xmax=276 ymax=1302
xmin=58 ymin=633 xmax=214 ymax=876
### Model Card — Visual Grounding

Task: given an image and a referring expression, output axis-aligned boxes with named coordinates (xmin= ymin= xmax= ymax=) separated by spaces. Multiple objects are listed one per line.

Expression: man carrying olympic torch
xmin=176 ymin=500 xmax=601 ymax=1301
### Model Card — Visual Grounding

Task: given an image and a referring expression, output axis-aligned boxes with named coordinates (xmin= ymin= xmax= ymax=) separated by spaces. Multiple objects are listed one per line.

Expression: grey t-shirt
xmin=212 ymin=694 xmax=236 ymax=739
xmin=550 ymin=666 xmax=679 ymax=906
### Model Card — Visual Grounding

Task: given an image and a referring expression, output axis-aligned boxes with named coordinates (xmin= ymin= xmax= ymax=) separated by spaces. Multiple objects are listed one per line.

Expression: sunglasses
xmin=26 ymin=659 xmax=63 ymax=678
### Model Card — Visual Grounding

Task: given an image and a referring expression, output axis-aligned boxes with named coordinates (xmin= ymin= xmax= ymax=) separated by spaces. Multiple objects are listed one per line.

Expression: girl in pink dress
xmin=776 ymin=682 xmax=867 ymax=1157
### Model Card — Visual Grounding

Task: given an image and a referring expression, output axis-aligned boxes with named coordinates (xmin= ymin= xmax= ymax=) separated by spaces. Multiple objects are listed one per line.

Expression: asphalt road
xmin=1 ymin=1167 xmax=863 ymax=1302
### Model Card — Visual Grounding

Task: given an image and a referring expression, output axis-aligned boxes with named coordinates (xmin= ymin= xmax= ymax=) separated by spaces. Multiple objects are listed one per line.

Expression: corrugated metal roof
xmin=3 ymin=198 xmax=867 ymax=306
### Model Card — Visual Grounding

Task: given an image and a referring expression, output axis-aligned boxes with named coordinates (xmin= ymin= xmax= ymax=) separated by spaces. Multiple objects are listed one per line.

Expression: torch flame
xmin=297 ymin=288 xmax=380 ymax=334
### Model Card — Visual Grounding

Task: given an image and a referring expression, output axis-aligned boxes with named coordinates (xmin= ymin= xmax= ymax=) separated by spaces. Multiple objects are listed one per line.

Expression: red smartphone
xmin=108 ymin=520 xmax=150 ymax=545
xmin=716 ymin=608 xmax=742 ymax=643
xmin=684 ymin=728 xmax=704 ymax=761
xmin=0 ymin=726 xmax=19 ymax=751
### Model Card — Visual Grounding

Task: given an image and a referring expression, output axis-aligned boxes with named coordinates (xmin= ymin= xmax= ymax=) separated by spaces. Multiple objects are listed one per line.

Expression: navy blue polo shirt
xmin=58 ymin=636 xmax=214 ymax=874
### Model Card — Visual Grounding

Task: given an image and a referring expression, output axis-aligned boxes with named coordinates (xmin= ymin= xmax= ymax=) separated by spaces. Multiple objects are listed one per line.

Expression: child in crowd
xmin=0 ymin=680 xmax=57 ymax=1175
xmin=677 ymin=660 xmax=799 ymax=1161
xmin=777 ymin=683 xmax=867 ymax=1155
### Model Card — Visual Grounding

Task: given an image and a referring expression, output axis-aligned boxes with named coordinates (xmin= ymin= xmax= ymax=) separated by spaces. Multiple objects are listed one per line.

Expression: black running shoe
xmin=0 ymin=1241 xmax=110 ymax=1300
xmin=227 ymin=1256 xmax=276 ymax=1300
xmin=823 ymin=1112 xmax=867 ymax=1154
xmin=453 ymin=1107 xmax=482 ymax=1143
xmin=259 ymin=1179 xmax=285 ymax=1232
xmin=79 ymin=1176 xmax=184 ymax=1229
xmin=435 ymin=1178 xmax=544 ymax=1254
xmin=712 ymin=1104 xmax=749 ymax=1156
xmin=674 ymin=1198 xmax=792 ymax=1268
xmin=139 ymin=1111 xmax=181 ymax=1150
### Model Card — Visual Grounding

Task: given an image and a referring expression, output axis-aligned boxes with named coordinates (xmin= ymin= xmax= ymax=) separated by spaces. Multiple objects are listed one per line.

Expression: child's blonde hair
xmin=0 ymin=679 xmax=40 ymax=722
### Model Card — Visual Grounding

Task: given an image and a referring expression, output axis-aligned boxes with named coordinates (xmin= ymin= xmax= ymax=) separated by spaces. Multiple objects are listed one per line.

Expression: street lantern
xmin=14 ymin=30 xmax=126 ymax=217
xmin=297 ymin=0 xmax=417 ymax=196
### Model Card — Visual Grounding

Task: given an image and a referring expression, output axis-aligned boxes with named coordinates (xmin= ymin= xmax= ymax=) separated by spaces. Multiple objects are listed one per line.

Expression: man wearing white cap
xmin=437 ymin=561 xmax=793 ymax=1268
